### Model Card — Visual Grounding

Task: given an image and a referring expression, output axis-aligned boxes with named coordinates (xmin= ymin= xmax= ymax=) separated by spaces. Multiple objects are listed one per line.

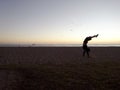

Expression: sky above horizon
xmin=0 ymin=0 xmax=120 ymax=45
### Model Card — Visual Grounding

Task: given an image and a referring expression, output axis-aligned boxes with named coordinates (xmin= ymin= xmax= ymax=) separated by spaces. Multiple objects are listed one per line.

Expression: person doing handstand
xmin=83 ymin=34 xmax=98 ymax=57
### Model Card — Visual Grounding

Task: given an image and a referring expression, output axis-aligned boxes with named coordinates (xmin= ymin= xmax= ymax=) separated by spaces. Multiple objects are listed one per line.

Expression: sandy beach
xmin=0 ymin=47 xmax=120 ymax=90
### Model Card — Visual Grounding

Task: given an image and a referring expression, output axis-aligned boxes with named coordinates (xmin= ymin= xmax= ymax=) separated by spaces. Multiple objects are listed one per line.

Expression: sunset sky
xmin=0 ymin=0 xmax=120 ymax=45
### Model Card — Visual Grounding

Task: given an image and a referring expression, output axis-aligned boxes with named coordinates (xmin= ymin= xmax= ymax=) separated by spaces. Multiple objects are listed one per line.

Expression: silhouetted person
xmin=83 ymin=34 xmax=99 ymax=58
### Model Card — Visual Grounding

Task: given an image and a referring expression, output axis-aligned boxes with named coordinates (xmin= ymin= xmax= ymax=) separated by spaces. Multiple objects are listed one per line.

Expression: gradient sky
xmin=0 ymin=0 xmax=120 ymax=45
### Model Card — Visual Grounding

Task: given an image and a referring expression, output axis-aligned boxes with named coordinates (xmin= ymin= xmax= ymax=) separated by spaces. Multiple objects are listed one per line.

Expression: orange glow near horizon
xmin=0 ymin=35 xmax=119 ymax=45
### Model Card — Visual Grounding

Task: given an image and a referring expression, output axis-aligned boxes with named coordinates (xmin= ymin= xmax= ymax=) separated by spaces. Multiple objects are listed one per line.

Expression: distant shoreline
xmin=0 ymin=44 xmax=120 ymax=47
xmin=31 ymin=44 xmax=120 ymax=47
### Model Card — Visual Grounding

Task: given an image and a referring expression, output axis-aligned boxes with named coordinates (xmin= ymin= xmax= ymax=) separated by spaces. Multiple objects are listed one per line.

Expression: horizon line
xmin=0 ymin=44 xmax=120 ymax=47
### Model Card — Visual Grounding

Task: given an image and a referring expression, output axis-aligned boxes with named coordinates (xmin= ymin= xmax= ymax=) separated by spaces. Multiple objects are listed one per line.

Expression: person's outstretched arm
xmin=91 ymin=34 xmax=99 ymax=38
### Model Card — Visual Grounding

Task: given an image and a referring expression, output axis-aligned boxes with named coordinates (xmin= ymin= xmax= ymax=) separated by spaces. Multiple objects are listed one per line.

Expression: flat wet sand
xmin=0 ymin=47 xmax=120 ymax=64
xmin=0 ymin=47 xmax=120 ymax=90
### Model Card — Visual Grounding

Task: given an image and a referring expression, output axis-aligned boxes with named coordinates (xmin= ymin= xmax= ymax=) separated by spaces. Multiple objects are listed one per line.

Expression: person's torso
xmin=83 ymin=37 xmax=92 ymax=45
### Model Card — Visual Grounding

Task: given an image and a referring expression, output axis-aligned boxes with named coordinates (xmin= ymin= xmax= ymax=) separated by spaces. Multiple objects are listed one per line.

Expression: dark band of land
xmin=0 ymin=47 xmax=120 ymax=90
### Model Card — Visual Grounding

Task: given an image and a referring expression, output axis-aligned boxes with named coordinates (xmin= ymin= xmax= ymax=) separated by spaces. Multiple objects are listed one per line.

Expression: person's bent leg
xmin=87 ymin=51 xmax=89 ymax=58
xmin=87 ymin=48 xmax=90 ymax=58
xmin=83 ymin=50 xmax=86 ymax=56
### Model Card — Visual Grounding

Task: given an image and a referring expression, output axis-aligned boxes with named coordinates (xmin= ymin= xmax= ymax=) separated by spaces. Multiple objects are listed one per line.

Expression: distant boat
xmin=32 ymin=44 xmax=36 ymax=46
